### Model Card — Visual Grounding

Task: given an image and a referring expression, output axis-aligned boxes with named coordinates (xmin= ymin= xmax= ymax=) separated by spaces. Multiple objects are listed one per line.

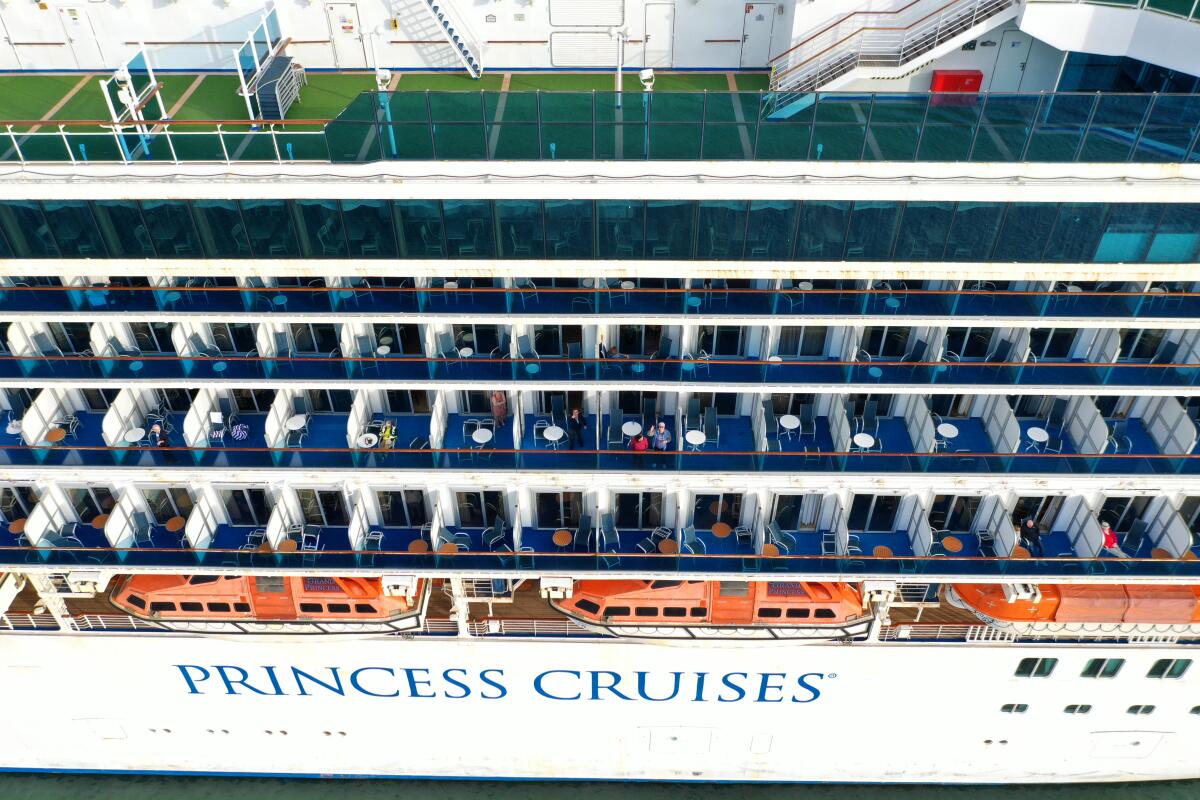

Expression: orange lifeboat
xmin=552 ymin=579 xmax=871 ymax=641
xmin=110 ymin=574 xmax=428 ymax=634
xmin=948 ymin=583 xmax=1200 ymax=634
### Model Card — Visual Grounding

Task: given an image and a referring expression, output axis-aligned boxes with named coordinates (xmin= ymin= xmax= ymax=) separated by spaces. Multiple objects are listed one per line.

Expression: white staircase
xmin=768 ymin=0 xmax=1019 ymax=114
xmin=420 ymin=0 xmax=484 ymax=79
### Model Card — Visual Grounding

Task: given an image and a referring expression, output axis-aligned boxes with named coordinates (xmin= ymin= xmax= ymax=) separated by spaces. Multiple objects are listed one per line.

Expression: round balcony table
xmin=941 ymin=535 xmax=963 ymax=554
xmin=686 ymin=296 xmax=702 ymax=310
xmin=472 ymin=428 xmax=494 ymax=446
xmin=884 ymin=298 xmax=901 ymax=309
xmin=375 ymin=345 xmax=391 ymax=356
xmin=458 ymin=347 xmax=474 ymax=358
xmin=867 ymin=366 xmax=883 ymax=379
xmin=852 ymin=432 xmax=876 ymax=450
xmin=437 ymin=541 xmax=459 ymax=555
xmin=1183 ymin=551 xmax=1198 ymax=561
xmin=408 ymin=539 xmax=430 ymax=554
xmin=357 ymin=433 xmax=380 ymax=449
xmin=543 ymin=425 xmax=564 ymax=448
xmin=163 ymin=291 xmax=182 ymax=307
xmin=9 ymin=518 xmax=26 ymax=535
xmin=212 ymin=361 xmax=227 ymax=373
xmin=621 ymin=421 xmax=643 ymax=438
xmin=5 ymin=419 xmax=21 ymax=435
xmin=873 ymin=545 xmax=893 ymax=558
xmin=711 ymin=522 xmax=732 ymax=539
xmin=1152 ymin=548 xmax=1173 ymax=560
xmin=684 ymin=430 xmax=707 ymax=451
xmin=779 ymin=414 xmax=800 ymax=438
xmin=45 ymin=428 xmax=67 ymax=444
xmin=658 ymin=538 xmax=679 ymax=555
xmin=630 ymin=362 xmax=645 ymax=374
xmin=124 ymin=427 xmax=146 ymax=444
xmin=525 ymin=362 xmax=540 ymax=375
xmin=128 ymin=361 xmax=144 ymax=373
xmin=762 ymin=543 xmax=780 ymax=558
xmin=335 ymin=289 xmax=355 ymax=302
xmin=271 ymin=295 xmax=288 ymax=309
xmin=797 ymin=281 xmax=814 ymax=291
xmin=91 ymin=514 xmax=109 ymax=530
xmin=378 ymin=336 xmax=394 ymax=346
xmin=936 ymin=423 xmax=960 ymax=440
xmin=257 ymin=541 xmax=273 ymax=553
xmin=1026 ymin=426 xmax=1049 ymax=444
xmin=1010 ymin=545 xmax=1031 ymax=558
xmin=276 ymin=539 xmax=297 ymax=553
xmin=284 ymin=414 xmax=308 ymax=431
xmin=552 ymin=529 xmax=572 ymax=548
xmin=166 ymin=516 xmax=186 ymax=533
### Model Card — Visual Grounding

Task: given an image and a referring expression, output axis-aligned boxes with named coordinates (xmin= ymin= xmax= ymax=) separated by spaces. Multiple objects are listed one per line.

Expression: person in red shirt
xmin=1100 ymin=521 xmax=1129 ymax=558
xmin=629 ymin=432 xmax=650 ymax=451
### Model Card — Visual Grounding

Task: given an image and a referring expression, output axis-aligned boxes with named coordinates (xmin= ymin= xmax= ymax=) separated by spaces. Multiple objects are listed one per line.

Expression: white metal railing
xmin=0 ymin=613 xmax=62 ymax=631
xmin=467 ymin=618 xmax=596 ymax=637
xmin=770 ymin=0 xmax=1019 ymax=97
xmin=419 ymin=0 xmax=484 ymax=79
xmin=71 ymin=614 xmax=165 ymax=632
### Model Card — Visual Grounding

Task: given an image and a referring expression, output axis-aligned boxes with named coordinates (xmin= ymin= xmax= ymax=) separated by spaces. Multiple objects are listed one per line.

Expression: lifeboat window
xmin=635 ymin=607 xmax=658 ymax=617
xmin=663 ymin=607 xmax=686 ymax=618
xmin=604 ymin=606 xmax=630 ymax=617
xmin=575 ymin=599 xmax=600 ymax=614
xmin=1082 ymin=658 xmax=1124 ymax=679
xmin=814 ymin=608 xmax=836 ymax=619
xmin=328 ymin=603 xmax=351 ymax=613
xmin=126 ymin=594 xmax=146 ymax=609
xmin=689 ymin=607 xmax=706 ymax=617
xmin=1063 ymin=705 xmax=1092 ymax=715
xmin=188 ymin=575 xmax=220 ymax=585
xmin=1127 ymin=705 xmax=1156 ymax=715
xmin=757 ymin=607 xmax=782 ymax=618
xmin=180 ymin=602 xmax=203 ymax=612
xmin=234 ymin=603 xmax=251 ymax=612
xmin=207 ymin=603 xmax=232 ymax=612
xmin=299 ymin=602 xmax=323 ymax=613
xmin=149 ymin=602 xmax=176 ymax=612
xmin=719 ymin=582 xmax=750 ymax=597
xmin=1015 ymin=657 xmax=1058 ymax=678
xmin=1147 ymin=659 xmax=1191 ymax=680
xmin=650 ymin=581 xmax=682 ymax=590
xmin=1000 ymin=704 xmax=1028 ymax=714
xmin=354 ymin=603 xmax=376 ymax=613
xmin=786 ymin=608 xmax=810 ymax=619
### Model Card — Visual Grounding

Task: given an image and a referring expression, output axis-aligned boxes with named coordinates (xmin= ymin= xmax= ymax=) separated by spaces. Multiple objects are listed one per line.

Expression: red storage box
xmin=929 ymin=69 xmax=983 ymax=105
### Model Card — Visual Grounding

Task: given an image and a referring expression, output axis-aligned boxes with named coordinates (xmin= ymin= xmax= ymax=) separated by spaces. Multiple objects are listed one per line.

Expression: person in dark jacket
xmin=1019 ymin=516 xmax=1042 ymax=558
xmin=566 ymin=407 xmax=587 ymax=450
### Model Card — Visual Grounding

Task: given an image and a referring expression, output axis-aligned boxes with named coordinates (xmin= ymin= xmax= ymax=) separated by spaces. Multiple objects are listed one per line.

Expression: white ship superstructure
xmin=0 ymin=0 xmax=1199 ymax=784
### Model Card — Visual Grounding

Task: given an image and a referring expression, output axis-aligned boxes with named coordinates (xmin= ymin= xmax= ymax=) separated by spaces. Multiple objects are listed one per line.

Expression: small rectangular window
xmin=188 ymin=575 xmax=221 ymax=585
xmin=233 ymin=602 xmax=251 ymax=612
xmin=126 ymin=594 xmax=146 ymax=609
xmin=1127 ymin=705 xmax=1156 ymax=715
xmin=149 ymin=601 xmax=176 ymax=612
xmin=207 ymin=602 xmax=231 ymax=612
xmin=689 ymin=607 xmax=707 ymax=617
xmin=354 ymin=603 xmax=376 ymax=613
xmin=575 ymin=599 xmax=600 ymax=614
xmin=634 ymin=607 xmax=658 ymax=617
xmin=1016 ymin=657 xmax=1058 ymax=678
xmin=757 ymin=607 xmax=782 ymax=619
xmin=1148 ymin=658 xmax=1192 ymax=679
xmin=1082 ymin=658 xmax=1124 ymax=678
xmin=786 ymin=608 xmax=811 ymax=619
xmin=605 ymin=605 xmax=630 ymax=617
xmin=1063 ymin=704 xmax=1092 ymax=714
xmin=180 ymin=602 xmax=204 ymax=612
xmin=299 ymin=602 xmax=322 ymax=613
xmin=328 ymin=603 xmax=351 ymax=613
xmin=1000 ymin=704 xmax=1028 ymax=714
xmin=662 ymin=607 xmax=686 ymax=618
xmin=814 ymin=608 xmax=835 ymax=619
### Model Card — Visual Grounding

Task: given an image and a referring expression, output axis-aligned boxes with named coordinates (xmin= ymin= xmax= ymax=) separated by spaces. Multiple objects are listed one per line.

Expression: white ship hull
xmin=2 ymin=632 xmax=1197 ymax=783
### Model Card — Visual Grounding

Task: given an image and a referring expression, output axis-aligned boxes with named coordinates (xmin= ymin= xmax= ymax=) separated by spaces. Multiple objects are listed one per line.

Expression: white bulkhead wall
xmin=0 ymin=0 xmax=802 ymax=72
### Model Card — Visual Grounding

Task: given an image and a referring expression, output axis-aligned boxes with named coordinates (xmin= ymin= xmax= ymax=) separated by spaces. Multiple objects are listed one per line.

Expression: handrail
xmin=771 ymin=0 xmax=948 ymax=65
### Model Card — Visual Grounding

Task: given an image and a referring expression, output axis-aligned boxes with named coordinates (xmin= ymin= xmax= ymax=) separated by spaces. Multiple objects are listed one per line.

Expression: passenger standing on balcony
xmin=1100 ymin=521 xmax=1128 ymax=558
xmin=630 ymin=432 xmax=649 ymax=451
xmin=651 ymin=421 xmax=672 ymax=451
xmin=567 ymin=407 xmax=587 ymax=449
xmin=380 ymin=420 xmax=397 ymax=449
xmin=490 ymin=390 xmax=508 ymax=428
xmin=1019 ymin=516 xmax=1043 ymax=558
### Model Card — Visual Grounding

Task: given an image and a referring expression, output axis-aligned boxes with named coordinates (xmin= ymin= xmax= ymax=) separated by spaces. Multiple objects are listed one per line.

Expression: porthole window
xmin=1127 ymin=705 xmax=1156 ymax=715
xmin=1147 ymin=659 xmax=1191 ymax=680
xmin=1063 ymin=704 xmax=1092 ymax=715
xmin=1082 ymin=658 xmax=1124 ymax=679
xmin=1000 ymin=704 xmax=1028 ymax=714
xmin=1015 ymin=658 xmax=1058 ymax=678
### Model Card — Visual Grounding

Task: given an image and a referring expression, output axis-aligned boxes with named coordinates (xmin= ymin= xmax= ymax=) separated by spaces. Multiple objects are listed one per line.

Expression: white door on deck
xmin=740 ymin=4 xmax=775 ymax=68
xmin=644 ymin=4 xmax=674 ymax=69
xmin=326 ymin=3 xmax=367 ymax=69
xmin=57 ymin=7 xmax=105 ymax=69
xmin=987 ymin=29 xmax=1033 ymax=92
xmin=0 ymin=16 xmax=21 ymax=70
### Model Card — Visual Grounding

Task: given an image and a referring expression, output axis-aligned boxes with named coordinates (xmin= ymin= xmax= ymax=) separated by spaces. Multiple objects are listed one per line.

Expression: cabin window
xmin=1063 ymin=705 xmax=1092 ymax=714
xmin=757 ymin=608 xmax=782 ymax=618
xmin=180 ymin=602 xmax=203 ymax=612
xmin=635 ymin=607 xmax=658 ymax=617
xmin=354 ymin=604 xmax=376 ymax=613
xmin=188 ymin=575 xmax=220 ymax=585
xmin=663 ymin=607 xmax=686 ymax=618
xmin=814 ymin=608 xmax=835 ymax=619
xmin=234 ymin=603 xmax=251 ymax=612
xmin=149 ymin=602 xmax=176 ymax=612
xmin=1147 ymin=659 xmax=1191 ymax=679
xmin=575 ymin=599 xmax=600 ymax=614
xmin=718 ymin=581 xmax=749 ymax=597
xmin=1015 ymin=657 xmax=1058 ymax=678
xmin=689 ymin=607 xmax=706 ymax=617
xmin=1127 ymin=705 xmax=1156 ymax=715
xmin=299 ymin=602 xmax=323 ymax=613
xmin=328 ymin=603 xmax=351 ymax=613
xmin=1082 ymin=658 xmax=1124 ymax=679
xmin=786 ymin=608 xmax=811 ymax=618
xmin=650 ymin=580 xmax=682 ymax=590
xmin=1000 ymin=704 xmax=1028 ymax=714
xmin=207 ymin=603 xmax=231 ymax=612
xmin=604 ymin=606 xmax=630 ymax=617
xmin=126 ymin=594 xmax=146 ymax=609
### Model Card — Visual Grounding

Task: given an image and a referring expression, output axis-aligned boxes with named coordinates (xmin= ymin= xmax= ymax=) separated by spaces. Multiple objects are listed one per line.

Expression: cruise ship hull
xmin=1 ymin=632 xmax=1196 ymax=783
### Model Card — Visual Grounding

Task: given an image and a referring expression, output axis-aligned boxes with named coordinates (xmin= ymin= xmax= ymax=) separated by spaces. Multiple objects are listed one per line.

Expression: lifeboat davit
xmin=947 ymin=583 xmax=1200 ymax=637
xmin=552 ymin=579 xmax=872 ymax=642
xmin=110 ymin=574 xmax=429 ymax=635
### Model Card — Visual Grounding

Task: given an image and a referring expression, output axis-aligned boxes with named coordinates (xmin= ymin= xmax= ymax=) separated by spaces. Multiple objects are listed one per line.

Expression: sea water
xmin=0 ymin=776 xmax=1193 ymax=799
